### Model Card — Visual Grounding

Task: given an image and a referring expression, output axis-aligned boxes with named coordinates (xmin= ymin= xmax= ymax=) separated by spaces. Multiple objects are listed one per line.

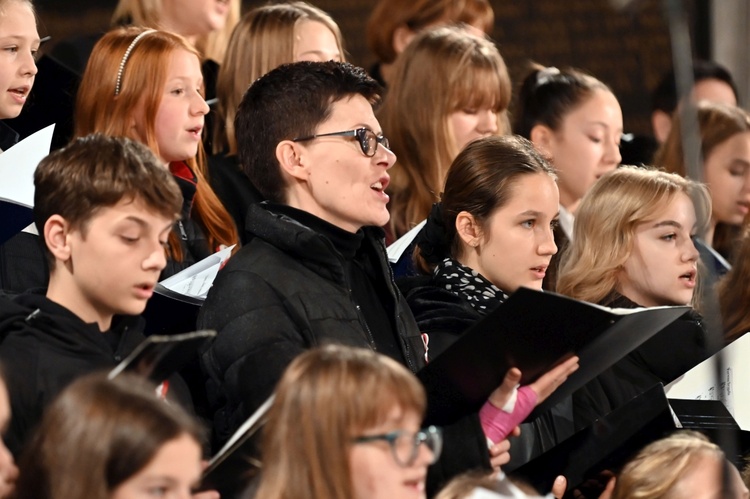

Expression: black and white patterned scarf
xmin=433 ymin=258 xmax=509 ymax=313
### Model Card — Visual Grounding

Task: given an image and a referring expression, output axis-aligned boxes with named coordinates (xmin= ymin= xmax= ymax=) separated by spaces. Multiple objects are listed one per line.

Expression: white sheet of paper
xmin=0 ymin=124 xmax=55 ymax=207
xmin=386 ymin=219 xmax=426 ymax=263
xmin=665 ymin=333 xmax=750 ymax=430
xmin=159 ymin=245 xmax=235 ymax=299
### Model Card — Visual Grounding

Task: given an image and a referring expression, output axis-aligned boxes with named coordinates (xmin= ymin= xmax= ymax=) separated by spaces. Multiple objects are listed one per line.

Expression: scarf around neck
xmin=433 ymin=257 xmax=509 ymax=313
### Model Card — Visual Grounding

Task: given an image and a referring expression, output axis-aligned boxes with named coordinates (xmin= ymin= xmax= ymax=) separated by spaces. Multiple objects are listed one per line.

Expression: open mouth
xmin=8 ymin=87 xmax=28 ymax=99
xmin=403 ymin=476 xmax=426 ymax=493
xmin=679 ymin=269 xmax=696 ymax=283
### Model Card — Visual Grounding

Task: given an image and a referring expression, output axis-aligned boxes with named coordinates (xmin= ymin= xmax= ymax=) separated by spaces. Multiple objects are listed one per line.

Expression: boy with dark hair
xmin=0 ymin=134 xmax=183 ymax=455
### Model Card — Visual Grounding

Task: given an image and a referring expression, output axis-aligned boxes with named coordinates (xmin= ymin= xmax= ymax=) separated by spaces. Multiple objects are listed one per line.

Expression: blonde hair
xmin=557 ymin=166 xmax=710 ymax=304
xmin=111 ymin=0 xmax=240 ymax=63
xmin=213 ymin=1 xmax=344 ymax=155
xmin=75 ymin=27 xmax=239 ymax=260
xmin=611 ymin=431 xmax=723 ymax=499
xmin=379 ymin=25 xmax=511 ymax=238
xmin=256 ymin=345 xmax=426 ymax=499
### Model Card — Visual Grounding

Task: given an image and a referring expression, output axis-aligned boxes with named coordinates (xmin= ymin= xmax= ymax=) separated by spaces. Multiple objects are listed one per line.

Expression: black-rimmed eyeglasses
xmin=292 ymin=128 xmax=390 ymax=157
xmin=352 ymin=425 xmax=442 ymax=467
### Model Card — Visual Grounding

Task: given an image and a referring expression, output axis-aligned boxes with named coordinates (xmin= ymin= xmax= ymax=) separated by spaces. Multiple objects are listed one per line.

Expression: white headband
xmin=114 ymin=29 xmax=157 ymax=96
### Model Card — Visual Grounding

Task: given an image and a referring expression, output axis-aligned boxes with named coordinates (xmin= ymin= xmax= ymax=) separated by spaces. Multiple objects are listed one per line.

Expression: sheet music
xmin=0 ymin=124 xmax=54 ymax=207
xmin=159 ymin=245 xmax=235 ymax=299
xmin=665 ymin=333 xmax=750 ymax=430
xmin=386 ymin=219 xmax=426 ymax=263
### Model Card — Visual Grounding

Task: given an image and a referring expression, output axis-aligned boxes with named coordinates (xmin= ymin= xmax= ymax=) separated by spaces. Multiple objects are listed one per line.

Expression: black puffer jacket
xmin=199 ymin=204 xmax=426 ymax=446
xmin=0 ymin=293 xmax=146 ymax=456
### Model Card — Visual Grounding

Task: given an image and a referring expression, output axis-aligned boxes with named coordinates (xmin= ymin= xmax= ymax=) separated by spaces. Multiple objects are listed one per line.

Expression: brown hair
xmin=14 ymin=372 xmax=203 ymax=499
xmin=378 ymin=25 xmax=511 ymax=238
xmin=415 ymin=135 xmax=556 ymax=273
xmin=111 ymin=0 xmax=241 ymax=63
xmin=33 ymin=134 xmax=182 ymax=268
xmin=255 ymin=345 xmax=426 ymax=499
xmin=514 ymin=64 xmax=611 ymax=139
xmin=654 ymin=101 xmax=750 ymax=178
xmin=557 ymin=166 xmax=711 ymax=305
xmin=74 ymin=27 xmax=239 ymax=260
xmin=718 ymin=220 xmax=750 ymax=343
xmin=214 ymin=1 xmax=344 ymax=155
xmin=367 ymin=0 xmax=494 ymax=65
xmin=653 ymin=102 xmax=750 ymax=259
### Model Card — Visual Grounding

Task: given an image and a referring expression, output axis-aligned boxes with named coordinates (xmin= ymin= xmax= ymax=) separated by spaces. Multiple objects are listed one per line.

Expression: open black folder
xmin=417 ymin=288 xmax=690 ymax=426
xmin=508 ymin=384 xmax=677 ymax=496
xmin=198 ymin=395 xmax=274 ymax=497
xmin=108 ymin=330 xmax=216 ymax=383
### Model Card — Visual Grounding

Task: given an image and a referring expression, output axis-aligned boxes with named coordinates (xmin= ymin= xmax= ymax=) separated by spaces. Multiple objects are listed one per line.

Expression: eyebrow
xmin=652 ymin=220 xmax=683 ymax=229
xmin=586 ymin=121 xmax=624 ymax=133
xmin=517 ymin=210 xmax=545 ymax=217
xmin=0 ymin=35 xmax=41 ymax=43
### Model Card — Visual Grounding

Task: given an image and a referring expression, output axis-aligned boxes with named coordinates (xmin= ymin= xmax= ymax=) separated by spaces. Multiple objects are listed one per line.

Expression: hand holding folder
xmin=417 ymin=287 xmax=690 ymax=426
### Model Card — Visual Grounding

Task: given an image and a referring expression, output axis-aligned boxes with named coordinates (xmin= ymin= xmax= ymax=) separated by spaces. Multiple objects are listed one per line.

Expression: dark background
xmin=34 ymin=0 xmax=708 ymax=136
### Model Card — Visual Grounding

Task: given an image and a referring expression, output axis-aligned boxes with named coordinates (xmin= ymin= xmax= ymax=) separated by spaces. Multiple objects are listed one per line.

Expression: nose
xmin=144 ymin=239 xmax=169 ymax=271
xmin=604 ymin=134 xmax=622 ymax=167
xmin=0 ymin=441 xmax=17 ymax=487
xmin=192 ymin=91 xmax=209 ymax=116
xmin=415 ymin=442 xmax=434 ymax=467
xmin=682 ymin=236 xmax=700 ymax=263
xmin=742 ymin=170 xmax=750 ymax=195
xmin=21 ymin=49 xmax=37 ymax=77
xmin=538 ymin=225 xmax=558 ymax=256
xmin=479 ymin=109 xmax=499 ymax=135
xmin=376 ymin=142 xmax=397 ymax=170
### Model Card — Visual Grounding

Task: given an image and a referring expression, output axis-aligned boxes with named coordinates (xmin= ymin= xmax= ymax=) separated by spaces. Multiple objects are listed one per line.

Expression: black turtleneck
xmin=271 ymin=205 xmax=403 ymax=363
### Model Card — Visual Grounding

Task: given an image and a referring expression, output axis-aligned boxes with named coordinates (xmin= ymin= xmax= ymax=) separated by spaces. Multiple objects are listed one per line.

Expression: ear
xmin=275 ymin=140 xmax=309 ymax=182
xmin=651 ymin=110 xmax=672 ymax=144
xmin=392 ymin=25 xmax=417 ymax=56
xmin=44 ymin=214 xmax=73 ymax=263
xmin=530 ymin=124 xmax=554 ymax=156
xmin=455 ymin=211 xmax=483 ymax=248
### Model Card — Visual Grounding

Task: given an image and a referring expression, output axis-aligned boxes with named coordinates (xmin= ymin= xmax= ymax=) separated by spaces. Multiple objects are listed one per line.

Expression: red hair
xmin=75 ymin=26 xmax=239 ymax=259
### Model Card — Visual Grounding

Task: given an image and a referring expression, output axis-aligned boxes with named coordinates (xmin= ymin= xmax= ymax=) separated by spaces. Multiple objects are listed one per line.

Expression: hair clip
xmin=535 ymin=66 xmax=561 ymax=88
xmin=115 ymin=29 xmax=157 ymax=96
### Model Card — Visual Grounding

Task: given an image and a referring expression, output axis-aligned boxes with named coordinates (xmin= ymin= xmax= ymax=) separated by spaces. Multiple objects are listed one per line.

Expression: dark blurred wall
xmin=36 ymin=0 xmax=698 ymax=136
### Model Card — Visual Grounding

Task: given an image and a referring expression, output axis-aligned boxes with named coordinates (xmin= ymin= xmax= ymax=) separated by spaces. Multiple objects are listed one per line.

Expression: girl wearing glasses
xmin=378 ymin=25 xmax=511 ymax=240
xmin=74 ymin=27 xmax=239 ymax=278
xmin=255 ymin=344 xmax=441 ymax=499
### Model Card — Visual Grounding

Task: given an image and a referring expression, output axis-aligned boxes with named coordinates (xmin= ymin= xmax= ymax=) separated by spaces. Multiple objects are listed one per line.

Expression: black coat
xmin=0 ymin=293 xmax=146 ymax=456
xmin=399 ymin=275 xmax=575 ymax=470
xmin=161 ymin=167 xmax=214 ymax=279
xmin=199 ymin=204 xmax=427 ymax=447
xmin=573 ymin=293 xmax=713 ymax=429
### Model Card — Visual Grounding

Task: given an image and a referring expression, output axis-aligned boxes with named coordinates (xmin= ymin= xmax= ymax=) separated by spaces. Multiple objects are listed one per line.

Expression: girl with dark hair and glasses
xmin=253 ymin=344 xmax=442 ymax=499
